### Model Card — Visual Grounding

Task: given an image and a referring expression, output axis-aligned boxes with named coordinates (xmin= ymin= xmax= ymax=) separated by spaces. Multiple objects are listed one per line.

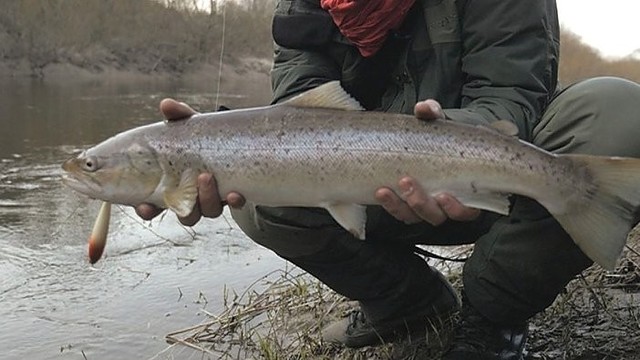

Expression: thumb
xmin=160 ymin=98 xmax=198 ymax=121
xmin=414 ymin=99 xmax=445 ymax=121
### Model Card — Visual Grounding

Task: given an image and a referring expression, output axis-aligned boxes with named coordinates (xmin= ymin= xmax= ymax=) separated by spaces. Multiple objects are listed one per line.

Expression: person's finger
xmin=226 ymin=192 xmax=246 ymax=209
xmin=414 ymin=99 xmax=445 ymax=121
xmin=177 ymin=205 xmax=202 ymax=227
xmin=197 ymin=173 xmax=224 ymax=218
xmin=160 ymin=98 xmax=198 ymax=121
xmin=135 ymin=203 xmax=164 ymax=220
xmin=375 ymin=187 xmax=422 ymax=224
xmin=435 ymin=193 xmax=481 ymax=221
xmin=398 ymin=177 xmax=448 ymax=225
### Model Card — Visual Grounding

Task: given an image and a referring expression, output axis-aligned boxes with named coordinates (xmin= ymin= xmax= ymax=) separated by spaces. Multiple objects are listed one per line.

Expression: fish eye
xmin=82 ymin=156 xmax=99 ymax=172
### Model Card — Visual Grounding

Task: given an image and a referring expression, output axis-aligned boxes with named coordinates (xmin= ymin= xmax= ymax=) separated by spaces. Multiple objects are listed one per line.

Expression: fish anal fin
xmin=447 ymin=191 xmax=511 ymax=215
xmin=163 ymin=169 xmax=198 ymax=218
xmin=323 ymin=203 xmax=367 ymax=239
xmin=284 ymin=81 xmax=365 ymax=111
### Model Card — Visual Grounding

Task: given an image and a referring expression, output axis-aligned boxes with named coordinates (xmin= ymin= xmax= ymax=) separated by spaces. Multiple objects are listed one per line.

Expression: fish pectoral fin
xmin=323 ymin=203 xmax=367 ymax=240
xmin=450 ymin=191 xmax=511 ymax=215
xmin=163 ymin=170 xmax=198 ymax=218
xmin=283 ymin=81 xmax=365 ymax=111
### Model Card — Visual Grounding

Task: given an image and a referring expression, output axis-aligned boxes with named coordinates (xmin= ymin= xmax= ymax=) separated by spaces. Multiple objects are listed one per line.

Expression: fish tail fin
xmin=554 ymin=154 xmax=640 ymax=270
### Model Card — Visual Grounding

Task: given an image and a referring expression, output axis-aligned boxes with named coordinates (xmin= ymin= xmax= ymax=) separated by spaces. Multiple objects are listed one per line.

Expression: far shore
xmin=1 ymin=56 xmax=269 ymax=87
xmin=0 ymin=57 xmax=274 ymax=109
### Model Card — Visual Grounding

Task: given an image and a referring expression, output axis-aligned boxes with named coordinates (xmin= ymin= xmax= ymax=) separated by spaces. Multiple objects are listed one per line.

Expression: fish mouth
xmin=61 ymin=157 xmax=98 ymax=195
xmin=61 ymin=171 xmax=102 ymax=197
xmin=61 ymin=158 xmax=76 ymax=173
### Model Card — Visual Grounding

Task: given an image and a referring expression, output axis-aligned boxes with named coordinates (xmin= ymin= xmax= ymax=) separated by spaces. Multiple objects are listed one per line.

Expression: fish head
xmin=62 ymin=140 xmax=163 ymax=206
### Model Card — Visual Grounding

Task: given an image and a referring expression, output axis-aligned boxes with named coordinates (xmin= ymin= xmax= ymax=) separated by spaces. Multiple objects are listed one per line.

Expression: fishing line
xmin=214 ymin=2 xmax=227 ymax=110
xmin=113 ymin=205 xmax=185 ymax=246
xmin=50 ymin=197 xmax=84 ymax=238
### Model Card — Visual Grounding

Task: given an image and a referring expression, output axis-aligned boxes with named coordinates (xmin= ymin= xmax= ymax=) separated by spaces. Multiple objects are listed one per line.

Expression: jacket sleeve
xmin=443 ymin=0 xmax=559 ymax=140
xmin=269 ymin=0 xmax=343 ymax=104
xmin=271 ymin=45 xmax=340 ymax=104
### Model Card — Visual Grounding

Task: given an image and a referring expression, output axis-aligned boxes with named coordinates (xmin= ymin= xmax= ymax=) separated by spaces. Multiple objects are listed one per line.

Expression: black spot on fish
xmin=470 ymin=181 xmax=478 ymax=193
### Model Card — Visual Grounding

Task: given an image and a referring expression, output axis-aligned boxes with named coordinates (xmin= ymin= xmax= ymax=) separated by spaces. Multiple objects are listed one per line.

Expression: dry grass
xmin=163 ymin=267 xmax=351 ymax=359
xmin=161 ymin=264 xmax=457 ymax=360
xmin=160 ymin=235 xmax=640 ymax=360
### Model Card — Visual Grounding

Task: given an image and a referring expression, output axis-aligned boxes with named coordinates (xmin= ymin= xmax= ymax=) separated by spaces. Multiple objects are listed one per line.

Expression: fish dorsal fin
xmin=488 ymin=120 xmax=519 ymax=137
xmin=163 ymin=169 xmax=198 ymax=218
xmin=284 ymin=81 xmax=365 ymax=111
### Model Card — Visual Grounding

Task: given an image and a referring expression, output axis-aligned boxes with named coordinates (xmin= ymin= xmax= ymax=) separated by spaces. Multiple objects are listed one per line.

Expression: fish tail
xmin=553 ymin=154 xmax=640 ymax=270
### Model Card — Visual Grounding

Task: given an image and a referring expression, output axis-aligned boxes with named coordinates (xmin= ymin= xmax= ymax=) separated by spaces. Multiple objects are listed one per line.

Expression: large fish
xmin=62 ymin=81 xmax=640 ymax=269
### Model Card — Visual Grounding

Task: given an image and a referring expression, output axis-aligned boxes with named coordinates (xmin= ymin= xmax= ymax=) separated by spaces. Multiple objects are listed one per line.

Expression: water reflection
xmin=0 ymin=76 xmax=284 ymax=360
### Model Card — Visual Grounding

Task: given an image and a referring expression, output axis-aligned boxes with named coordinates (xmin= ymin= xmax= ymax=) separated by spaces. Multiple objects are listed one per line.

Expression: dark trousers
xmin=231 ymin=77 xmax=640 ymax=324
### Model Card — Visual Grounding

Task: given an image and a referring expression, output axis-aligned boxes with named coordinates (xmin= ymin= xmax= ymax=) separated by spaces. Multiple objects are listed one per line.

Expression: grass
xmin=159 ymin=235 xmax=640 ymax=360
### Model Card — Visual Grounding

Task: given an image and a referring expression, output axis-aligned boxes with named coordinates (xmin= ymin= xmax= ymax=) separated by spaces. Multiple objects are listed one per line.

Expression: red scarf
xmin=321 ymin=0 xmax=416 ymax=57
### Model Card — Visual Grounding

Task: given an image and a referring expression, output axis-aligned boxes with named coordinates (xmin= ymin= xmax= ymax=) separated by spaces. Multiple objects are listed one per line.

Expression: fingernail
xmin=200 ymin=173 xmax=213 ymax=186
xmin=399 ymin=179 xmax=413 ymax=197
xmin=401 ymin=186 xmax=414 ymax=198
xmin=435 ymin=193 xmax=448 ymax=203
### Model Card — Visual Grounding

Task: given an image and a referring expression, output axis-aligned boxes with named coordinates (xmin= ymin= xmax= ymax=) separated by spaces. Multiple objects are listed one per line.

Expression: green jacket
xmin=270 ymin=0 xmax=559 ymax=141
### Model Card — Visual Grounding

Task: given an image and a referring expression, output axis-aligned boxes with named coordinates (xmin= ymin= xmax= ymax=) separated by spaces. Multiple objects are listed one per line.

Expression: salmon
xmin=62 ymin=81 xmax=640 ymax=269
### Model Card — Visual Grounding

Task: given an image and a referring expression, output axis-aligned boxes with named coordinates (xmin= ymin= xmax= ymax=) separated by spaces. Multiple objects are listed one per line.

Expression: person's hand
xmin=134 ymin=99 xmax=245 ymax=225
xmin=374 ymin=99 xmax=480 ymax=225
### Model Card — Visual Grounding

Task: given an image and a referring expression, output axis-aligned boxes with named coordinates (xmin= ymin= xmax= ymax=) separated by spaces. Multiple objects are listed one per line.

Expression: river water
xmin=0 ymin=76 xmax=287 ymax=359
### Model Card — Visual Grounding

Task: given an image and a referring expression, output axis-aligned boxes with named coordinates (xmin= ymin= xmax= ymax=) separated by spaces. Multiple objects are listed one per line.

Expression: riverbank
xmin=0 ymin=56 xmax=271 ymax=93
xmin=161 ymin=232 xmax=640 ymax=359
xmin=0 ymin=56 xmax=274 ymax=112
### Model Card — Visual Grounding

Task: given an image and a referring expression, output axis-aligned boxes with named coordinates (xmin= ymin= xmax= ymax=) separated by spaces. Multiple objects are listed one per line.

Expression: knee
xmin=230 ymin=205 xmax=340 ymax=258
xmin=536 ymin=76 xmax=640 ymax=156
xmin=564 ymin=76 xmax=640 ymax=106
